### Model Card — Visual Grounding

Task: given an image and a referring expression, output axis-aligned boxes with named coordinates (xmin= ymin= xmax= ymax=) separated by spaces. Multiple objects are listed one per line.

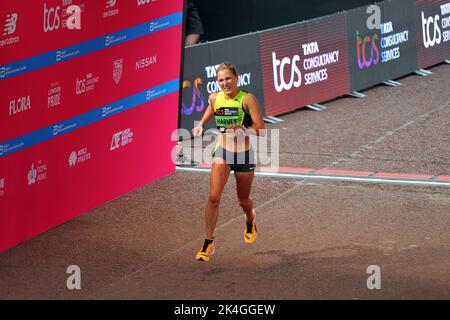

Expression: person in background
xmin=185 ymin=0 xmax=204 ymax=46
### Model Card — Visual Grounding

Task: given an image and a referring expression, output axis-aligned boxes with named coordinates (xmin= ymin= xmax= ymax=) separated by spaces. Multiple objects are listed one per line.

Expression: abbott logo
xmin=43 ymin=3 xmax=81 ymax=32
xmin=66 ymin=5 xmax=81 ymax=30
xmin=149 ymin=22 xmax=158 ymax=32
xmin=3 ymin=13 xmax=18 ymax=36
xmin=421 ymin=12 xmax=442 ymax=48
xmin=272 ymin=52 xmax=302 ymax=93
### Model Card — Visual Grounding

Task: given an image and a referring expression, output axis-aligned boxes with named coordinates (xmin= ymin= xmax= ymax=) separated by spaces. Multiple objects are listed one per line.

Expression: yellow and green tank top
xmin=213 ymin=90 xmax=252 ymax=133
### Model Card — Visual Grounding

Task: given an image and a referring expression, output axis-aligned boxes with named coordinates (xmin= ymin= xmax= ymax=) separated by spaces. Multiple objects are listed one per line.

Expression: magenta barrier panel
xmin=0 ymin=0 xmax=184 ymax=252
xmin=0 ymin=0 xmax=182 ymax=65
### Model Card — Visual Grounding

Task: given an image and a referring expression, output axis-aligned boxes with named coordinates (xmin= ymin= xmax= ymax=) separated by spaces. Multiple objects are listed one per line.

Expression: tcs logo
xmin=182 ymin=79 xmax=205 ymax=116
xmin=271 ymin=52 xmax=302 ymax=93
xmin=356 ymin=31 xmax=380 ymax=69
xmin=43 ymin=3 xmax=81 ymax=32
xmin=421 ymin=12 xmax=441 ymax=48
xmin=43 ymin=3 xmax=61 ymax=32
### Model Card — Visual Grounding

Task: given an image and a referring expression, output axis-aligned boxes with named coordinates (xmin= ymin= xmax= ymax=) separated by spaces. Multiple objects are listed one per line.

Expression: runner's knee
xmin=208 ymin=193 xmax=221 ymax=206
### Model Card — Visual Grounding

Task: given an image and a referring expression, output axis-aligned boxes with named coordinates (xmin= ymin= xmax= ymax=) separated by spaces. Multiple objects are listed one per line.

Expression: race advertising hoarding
xmin=180 ymin=43 xmax=212 ymax=133
xmin=415 ymin=0 xmax=450 ymax=68
xmin=347 ymin=0 xmax=417 ymax=92
xmin=0 ymin=0 xmax=184 ymax=252
xmin=180 ymin=33 xmax=265 ymax=133
xmin=0 ymin=0 xmax=181 ymax=66
xmin=259 ymin=14 xmax=350 ymax=116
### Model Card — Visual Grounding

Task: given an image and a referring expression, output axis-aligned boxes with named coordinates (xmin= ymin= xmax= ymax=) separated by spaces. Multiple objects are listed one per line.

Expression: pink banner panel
xmin=0 ymin=1 xmax=183 ymax=252
xmin=0 ymin=0 xmax=183 ymax=65
xmin=0 ymin=25 xmax=182 ymax=142
xmin=0 ymin=93 xmax=179 ymax=252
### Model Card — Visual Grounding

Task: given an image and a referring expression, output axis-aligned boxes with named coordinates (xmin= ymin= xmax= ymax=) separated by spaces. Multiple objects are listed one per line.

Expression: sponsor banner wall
xmin=180 ymin=33 xmax=265 ymax=133
xmin=208 ymin=35 xmax=266 ymax=118
xmin=0 ymin=93 xmax=178 ymax=252
xmin=0 ymin=0 xmax=182 ymax=65
xmin=347 ymin=0 xmax=417 ymax=92
xmin=415 ymin=0 xmax=450 ymax=68
xmin=259 ymin=14 xmax=350 ymax=116
xmin=0 ymin=1 xmax=183 ymax=252
xmin=0 ymin=26 xmax=181 ymax=142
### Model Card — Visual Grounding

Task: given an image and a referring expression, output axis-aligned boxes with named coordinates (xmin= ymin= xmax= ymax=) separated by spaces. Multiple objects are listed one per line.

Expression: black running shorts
xmin=212 ymin=145 xmax=256 ymax=173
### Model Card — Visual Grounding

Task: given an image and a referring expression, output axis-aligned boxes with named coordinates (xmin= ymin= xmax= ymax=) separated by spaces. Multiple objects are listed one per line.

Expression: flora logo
xmin=9 ymin=96 xmax=31 ymax=116
xmin=272 ymin=52 xmax=302 ymax=93
xmin=421 ymin=12 xmax=441 ymax=48
xmin=3 ymin=13 xmax=18 ymax=36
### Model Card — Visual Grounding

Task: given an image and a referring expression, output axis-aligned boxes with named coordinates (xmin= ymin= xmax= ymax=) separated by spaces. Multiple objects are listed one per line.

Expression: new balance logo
xmin=137 ymin=0 xmax=154 ymax=6
xmin=3 ymin=13 xmax=18 ymax=36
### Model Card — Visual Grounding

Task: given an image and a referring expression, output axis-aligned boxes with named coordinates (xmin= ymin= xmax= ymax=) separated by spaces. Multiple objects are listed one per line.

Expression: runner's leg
xmin=205 ymin=159 xmax=231 ymax=239
xmin=235 ymin=171 xmax=255 ymax=221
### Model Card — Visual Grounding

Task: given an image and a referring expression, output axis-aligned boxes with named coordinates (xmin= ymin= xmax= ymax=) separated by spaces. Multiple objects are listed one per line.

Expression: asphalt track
xmin=0 ymin=63 xmax=449 ymax=300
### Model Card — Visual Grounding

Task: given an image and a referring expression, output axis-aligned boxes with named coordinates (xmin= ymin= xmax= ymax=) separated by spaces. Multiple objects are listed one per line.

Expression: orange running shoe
xmin=243 ymin=210 xmax=257 ymax=244
xmin=195 ymin=239 xmax=215 ymax=262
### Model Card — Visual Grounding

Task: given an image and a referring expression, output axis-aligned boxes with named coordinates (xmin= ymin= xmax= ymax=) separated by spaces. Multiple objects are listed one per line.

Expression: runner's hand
xmin=192 ymin=124 xmax=204 ymax=137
